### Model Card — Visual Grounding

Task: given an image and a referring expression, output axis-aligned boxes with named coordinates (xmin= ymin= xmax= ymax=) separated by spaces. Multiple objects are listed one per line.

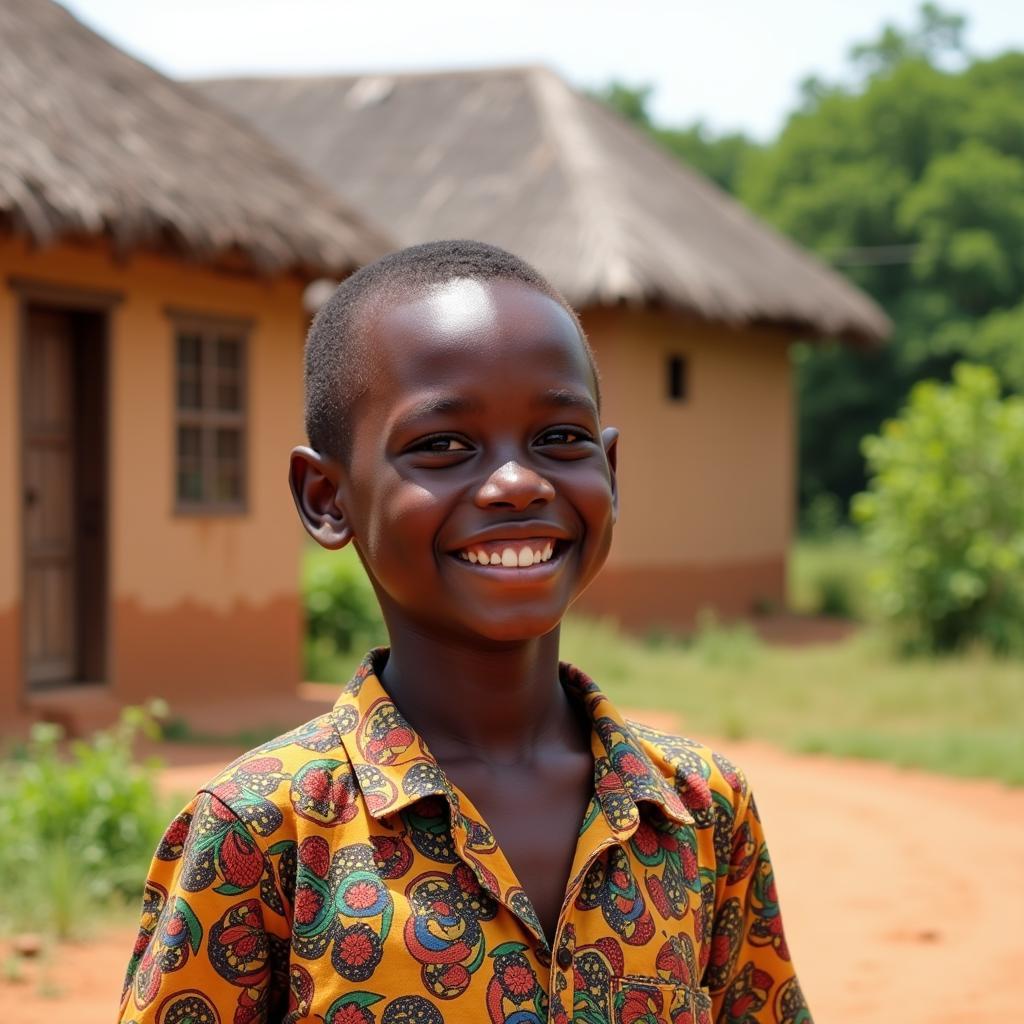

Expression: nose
xmin=475 ymin=459 xmax=555 ymax=511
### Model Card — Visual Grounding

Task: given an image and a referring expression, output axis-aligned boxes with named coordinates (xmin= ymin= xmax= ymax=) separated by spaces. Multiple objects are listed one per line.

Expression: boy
xmin=119 ymin=240 xmax=810 ymax=1024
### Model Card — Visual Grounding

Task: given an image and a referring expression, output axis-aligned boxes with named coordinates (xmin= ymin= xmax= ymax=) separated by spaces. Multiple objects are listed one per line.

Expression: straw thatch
xmin=198 ymin=67 xmax=890 ymax=343
xmin=0 ymin=0 xmax=389 ymax=277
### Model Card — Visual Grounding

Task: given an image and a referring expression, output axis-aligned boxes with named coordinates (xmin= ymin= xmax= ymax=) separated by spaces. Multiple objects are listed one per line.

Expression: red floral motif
xmin=210 ymin=784 xmax=241 ymax=820
xmin=618 ymin=985 xmax=664 ymax=1024
xmin=618 ymin=752 xmax=647 ymax=778
xmin=710 ymin=934 xmax=732 ymax=967
xmin=301 ymin=767 xmax=331 ymax=801
xmin=346 ymin=881 xmax=381 ymax=911
xmin=337 ymin=928 xmax=375 ymax=968
xmin=633 ymin=822 xmax=660 ymax=858
xmin=220 ymin=829 xmax=263 ymax=889
xmin=645 ymin=874 xmax=672 ymax=918
xmin=293 ymin=886 xmax=323 ymax=926
xmin=162 ymin=816 xmax=189 ymax=851
xmin=501 ymin=963 xmax=535 ymax=998
xmin=298 ymin=835 xmax=331 ymax=878
xmin=681 ymin=844 xmax=698 ymax=882
xmin=332 ymin=1006 xmax=373 ymax=1024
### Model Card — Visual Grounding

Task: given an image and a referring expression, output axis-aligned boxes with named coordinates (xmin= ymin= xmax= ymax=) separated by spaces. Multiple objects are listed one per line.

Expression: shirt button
xmin=556 ymin=947 xmax=573 ymax=970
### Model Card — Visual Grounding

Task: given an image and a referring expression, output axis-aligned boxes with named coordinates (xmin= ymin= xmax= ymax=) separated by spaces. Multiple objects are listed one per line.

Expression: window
xmin=173 ymin=318 xmax=248 ymax=512
xmin=667 ymin=354 xmax=688 ymax=402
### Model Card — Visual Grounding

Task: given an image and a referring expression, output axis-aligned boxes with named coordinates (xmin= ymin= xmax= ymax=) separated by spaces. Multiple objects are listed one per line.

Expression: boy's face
xmin=294 ymin=277 xmax=618 ymax=644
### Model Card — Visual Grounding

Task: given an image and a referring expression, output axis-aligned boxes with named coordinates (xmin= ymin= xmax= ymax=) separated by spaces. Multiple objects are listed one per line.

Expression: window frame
xmin=168 ymin=309 xmax=251 ymax=516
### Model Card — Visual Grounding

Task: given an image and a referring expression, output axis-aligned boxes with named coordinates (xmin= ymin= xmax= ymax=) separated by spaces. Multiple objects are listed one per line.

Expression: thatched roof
xmin=198 ymin=67 xmax=890 ymax=343
xmin=0 ymin=0 xmax=389 ymax=277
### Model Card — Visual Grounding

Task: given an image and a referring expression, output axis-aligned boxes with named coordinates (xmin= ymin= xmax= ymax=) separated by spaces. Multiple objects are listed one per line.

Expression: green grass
xmin=309 ymin=615 xmax=1024 ymax=786
xmin=559 ymin=616 xmax=1024 ymax=786
xmin=788 ymin=530 xmax=873 ymax=619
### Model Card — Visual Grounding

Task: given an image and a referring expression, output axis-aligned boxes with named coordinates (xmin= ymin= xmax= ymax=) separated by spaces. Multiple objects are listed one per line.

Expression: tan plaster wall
xmin=579 ymin=306 xmax=794 ymax=621
xmin=0 ymin=260 xmax=19 ymax=716
xmin=0 ymin=237 xmax=308 ymax=711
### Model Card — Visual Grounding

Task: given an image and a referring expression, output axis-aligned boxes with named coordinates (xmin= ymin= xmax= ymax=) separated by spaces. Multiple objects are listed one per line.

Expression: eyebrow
xmin=394 ymin=395 xmax=486 ymax=427
xmin=532 ymin=388 xmax=599 ymax=417
xmin=393 ymin=388 xmax=598 ymax=432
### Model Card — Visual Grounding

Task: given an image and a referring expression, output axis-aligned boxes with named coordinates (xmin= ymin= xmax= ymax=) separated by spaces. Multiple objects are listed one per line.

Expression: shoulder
xmin=193 ymin=707 xmax=358 ymax=839
xmin=627 ymin=720 xmax=752 ymax=821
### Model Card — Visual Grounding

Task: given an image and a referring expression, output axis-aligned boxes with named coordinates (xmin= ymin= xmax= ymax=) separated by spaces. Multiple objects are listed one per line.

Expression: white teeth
xmin=458 ymin=541 xmax=560 ymax=565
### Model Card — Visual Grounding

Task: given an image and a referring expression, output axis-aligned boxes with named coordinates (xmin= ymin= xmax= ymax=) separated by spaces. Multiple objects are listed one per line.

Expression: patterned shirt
xmin=119 ymin=649 xmax=810 ymax=1024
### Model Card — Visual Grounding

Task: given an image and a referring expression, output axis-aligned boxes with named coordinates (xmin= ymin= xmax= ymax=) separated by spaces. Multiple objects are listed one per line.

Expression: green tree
xmin=853 ymin=363 xmax=1024 ymax=655
xmin=592 ymin=81 xmax=758 ymax=193
xmin=739 ymin=7 xmax=1024 ymax=510
xmin=596 ymin=8 xmax=1024 ymax=514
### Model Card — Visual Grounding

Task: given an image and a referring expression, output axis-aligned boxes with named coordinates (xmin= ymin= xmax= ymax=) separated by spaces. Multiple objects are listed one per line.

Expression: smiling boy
xmin=119 ymin=241 xmax=810 ymax=1024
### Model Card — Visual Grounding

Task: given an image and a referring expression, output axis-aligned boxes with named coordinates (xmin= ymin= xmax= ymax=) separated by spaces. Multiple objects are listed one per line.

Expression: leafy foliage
xmin=592 ymin=81 xmax=759 ymax=193
xmin=740 ymin=8 xmax=1024 ymax=508
xmin=853 ymin=363 xmax=1024 ymax=654
xmin=596 ymin=6 xmax=1024 ymax=515
xmin=0 ymin=707 xmax=171 ymax=937
xmin=303 ymin=543 xmax=386 ymax=680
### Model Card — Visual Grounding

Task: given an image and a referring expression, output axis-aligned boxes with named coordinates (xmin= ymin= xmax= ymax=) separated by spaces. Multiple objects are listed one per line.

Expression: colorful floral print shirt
xmin=119 ymin=649 xmax=810 ymax=1024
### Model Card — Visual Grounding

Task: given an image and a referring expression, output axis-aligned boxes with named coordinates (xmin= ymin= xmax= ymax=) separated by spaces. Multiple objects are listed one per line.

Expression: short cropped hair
xmin=304 ymin=239 xmax=600 ymax=462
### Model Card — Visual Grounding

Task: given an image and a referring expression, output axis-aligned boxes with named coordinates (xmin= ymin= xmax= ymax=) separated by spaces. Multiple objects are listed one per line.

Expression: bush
xmin=0 ymin=706 xmax=171 ymax=937
xmin=303 ymin=544 xmax=386 ymax=679
xmin=853 ymin=362 xmax=1024 ymax=654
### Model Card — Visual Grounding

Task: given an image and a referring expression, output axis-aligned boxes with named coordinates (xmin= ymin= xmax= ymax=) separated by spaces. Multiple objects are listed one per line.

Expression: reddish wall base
xmin=0 ymin=604 xmax=20 ymax=722
xmin=113 ymin=595 xmax=302 ymax=706
xmin=573 ymin=559 xmax=786 ymax=632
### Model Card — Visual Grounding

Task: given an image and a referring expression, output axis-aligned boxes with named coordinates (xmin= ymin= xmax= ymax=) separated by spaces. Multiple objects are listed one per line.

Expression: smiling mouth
xmin=453 ymin=537 xmax=563 ymax=568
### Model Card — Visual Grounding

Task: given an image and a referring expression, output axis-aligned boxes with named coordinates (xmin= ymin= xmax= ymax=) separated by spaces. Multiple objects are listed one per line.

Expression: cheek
xmin=358 ymin=479 xmax=446 ymax=584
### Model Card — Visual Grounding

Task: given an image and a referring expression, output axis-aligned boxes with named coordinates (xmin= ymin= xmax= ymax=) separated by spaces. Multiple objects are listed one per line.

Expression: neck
xmin=378 ymin=619 xmax=582 ymax=766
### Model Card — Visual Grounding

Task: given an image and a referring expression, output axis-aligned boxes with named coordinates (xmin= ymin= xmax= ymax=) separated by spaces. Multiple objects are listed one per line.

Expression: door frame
xmin=13 ymin=277 xmax=120 ymax=694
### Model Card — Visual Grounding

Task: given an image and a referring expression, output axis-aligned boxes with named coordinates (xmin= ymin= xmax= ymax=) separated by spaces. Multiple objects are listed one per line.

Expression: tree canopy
xmin=596 ymin=5 xmax=1024 ymax=513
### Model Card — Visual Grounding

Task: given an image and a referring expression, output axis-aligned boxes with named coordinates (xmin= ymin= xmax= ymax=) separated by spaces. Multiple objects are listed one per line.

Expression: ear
xmin=288 ymin=446 xmax=353 ymax=550
xmin=601 ymin=426 xmax=620 ymax=524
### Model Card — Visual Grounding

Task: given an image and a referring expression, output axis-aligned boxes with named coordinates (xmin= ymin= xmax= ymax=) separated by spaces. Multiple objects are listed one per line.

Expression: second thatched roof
xmin=0 ymin=0 xmax=389 ymax=277
xmin=199 ymin=67 xmax=889 ymax=343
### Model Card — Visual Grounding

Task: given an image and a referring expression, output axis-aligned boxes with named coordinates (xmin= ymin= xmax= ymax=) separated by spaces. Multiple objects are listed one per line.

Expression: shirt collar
xmin=331 ymin=648 xmax=694 ymax=831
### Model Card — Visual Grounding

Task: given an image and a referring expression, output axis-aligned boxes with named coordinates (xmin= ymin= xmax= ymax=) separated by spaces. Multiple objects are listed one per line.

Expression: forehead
xmin=362 ymin=277 xmax=596 ymax=403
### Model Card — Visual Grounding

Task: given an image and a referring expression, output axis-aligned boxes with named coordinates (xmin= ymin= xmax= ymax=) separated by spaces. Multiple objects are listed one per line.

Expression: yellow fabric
xmin=119 ymin=649 xmax=810 ymax=1023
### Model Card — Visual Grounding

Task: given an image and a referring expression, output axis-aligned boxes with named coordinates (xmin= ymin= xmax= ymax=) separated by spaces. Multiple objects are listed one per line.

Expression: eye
xmin=536 ymin=427 xmax=592 ymax=446
xmin=411 ymin=435 xmax=472 ymax=454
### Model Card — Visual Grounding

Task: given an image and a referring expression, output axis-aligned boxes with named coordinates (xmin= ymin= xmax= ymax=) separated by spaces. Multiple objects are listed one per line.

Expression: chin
xmin=465 ymin=608 xmax=565 ymax=645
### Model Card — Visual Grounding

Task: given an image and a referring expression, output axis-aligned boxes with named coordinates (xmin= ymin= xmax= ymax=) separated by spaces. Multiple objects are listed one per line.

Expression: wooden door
xmin=23 ymin=309 xmax=78 ymax=686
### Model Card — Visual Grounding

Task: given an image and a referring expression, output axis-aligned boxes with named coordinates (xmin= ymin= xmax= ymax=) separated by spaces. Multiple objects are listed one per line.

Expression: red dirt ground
xmin=3 ymin=709 xmax=1020 ymax=1023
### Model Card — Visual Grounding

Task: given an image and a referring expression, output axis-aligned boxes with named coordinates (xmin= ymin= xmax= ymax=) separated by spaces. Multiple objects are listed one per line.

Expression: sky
xmin=64 ymin=0 xmax=1023 ymax=141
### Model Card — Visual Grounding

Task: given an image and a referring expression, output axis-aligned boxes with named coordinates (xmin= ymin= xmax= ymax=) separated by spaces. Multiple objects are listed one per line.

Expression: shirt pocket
xmin=609 ymin=976 xmax=713 ymax=1024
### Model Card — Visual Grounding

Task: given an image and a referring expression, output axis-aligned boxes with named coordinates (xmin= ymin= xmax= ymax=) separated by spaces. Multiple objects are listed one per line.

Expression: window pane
xmin=214 ymin=465 xmax=242 ymax=503
xmin=178 ymin=425 xmax=201 ymax=458
xmin=177 ymin=373 xmax=201 ymax=410
xmin=177 ymin=464 xmax=203 ymax=502
xmin=667 ymin=354 xmax=687 ymax=401
xmin=216 ymin=338 xmax=241 ymax=369
xmin=216 ymin=376 xmax=241 ymax=411
xmin=177 ymin=333 xmax=202 ymax=368
xmin=216 ymin=428 xmax=241 ymax=459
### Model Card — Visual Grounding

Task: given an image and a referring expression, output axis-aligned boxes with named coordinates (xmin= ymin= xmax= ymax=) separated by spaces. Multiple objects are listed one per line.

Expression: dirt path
xmin=3 ymin=717 xmax=1020 ymax=1023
